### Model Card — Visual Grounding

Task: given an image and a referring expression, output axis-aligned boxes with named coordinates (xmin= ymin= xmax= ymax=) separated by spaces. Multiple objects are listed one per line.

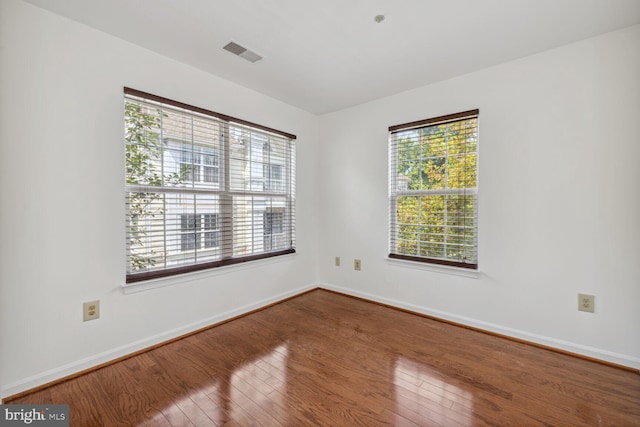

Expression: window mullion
xmin=190 ymin=116 xmax=198 ymax=265
xmin=249 ymin=132 xmax=254 ymax=254
xmin=221 ymin=123 xmax=233 ymax=259
xmin=443 ymin=123 xmax=450 ymax=259
xmin=443 ymin=195 xmax=448 ymax=259
xmin=462 ymin=125 xmax=468 ymax=262
xmin=160 ymin=106 xmax=168 ymax=269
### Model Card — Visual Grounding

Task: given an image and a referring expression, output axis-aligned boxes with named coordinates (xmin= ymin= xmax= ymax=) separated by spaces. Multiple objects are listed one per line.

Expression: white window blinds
xmin=389 ymin=110 xmax=478 ymax=269
xmin=124 ymin=88 xmax=296 ymax=283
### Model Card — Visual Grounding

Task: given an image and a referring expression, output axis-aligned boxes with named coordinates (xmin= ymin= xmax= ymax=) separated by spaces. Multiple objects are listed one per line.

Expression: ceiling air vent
xmin=223 ymin=41 xmax=263 ymax=63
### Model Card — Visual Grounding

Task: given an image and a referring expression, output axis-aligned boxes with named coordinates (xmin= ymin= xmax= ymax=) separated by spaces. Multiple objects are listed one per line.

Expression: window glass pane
xmin=271 ymin=165 xmax=282 ymax=181
xmin=203 ymin=213 xmax=220 ymax=249
xmin=447 ymin=154 xmax=476 ymax=188
xmin=421 ymin=157 xmax=446 ymax=190
xmin=180 ymin=214 xmax=199 ymax=251
xmin=126 ymin=191 xmax=166 ymax=272
xmin=396 ymin=196 xmax=418 ymax=256
xmin=124 ymin=104 xmax=163 ymax=187
xmin=421 ymin=126 xmax=447 ymax=157
xmin=164 ymin=108 xmax=192 ymax=142
xmin=419 ymin=224 xmax=445 ymax=258
xmin=397 ymin=161 xmax=420 ymax=191
xmin=263 ymin=209 xmax=285 ymax=251
xmin=397 ymin=196 xmax=419 ymax=225
xmin=229 ymin=127 xmax=248 ymax=192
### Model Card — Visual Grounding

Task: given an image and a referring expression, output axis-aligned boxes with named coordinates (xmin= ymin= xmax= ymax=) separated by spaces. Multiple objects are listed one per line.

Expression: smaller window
xmin=203 ymin=214 xmax=221 ymax=248
xmin=263 ymin=164 xmax=284 ymax=192
xmin=180 ymin=213 xmax=221 ymax=252
xmin=202 ymin=150 xmax=219 ymax=183
xmin=180 ymin=146 xmax=219 ymax=184
xmin=264 ymin=209 xmax=285 ymax=251
xmin=389 ymin=109 xmax=479 ymax=269
xmin=180 ymin=214 xmax=201 ymax=251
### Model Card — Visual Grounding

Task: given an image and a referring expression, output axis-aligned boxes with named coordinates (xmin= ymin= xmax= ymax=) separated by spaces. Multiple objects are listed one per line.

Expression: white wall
xmin=317 ymin=25 xmax=640 ymax=369
xmin=0 ymin=0 xmax=319 ymax=397
xmin=2 ymin=0 xmax=639 ymax=400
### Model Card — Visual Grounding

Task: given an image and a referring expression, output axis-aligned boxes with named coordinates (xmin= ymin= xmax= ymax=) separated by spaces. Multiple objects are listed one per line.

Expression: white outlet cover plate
xmin=578 ymin=293 xmax=595 ymax=313
xmin=83 ymin=300 xmax=100 ymax=321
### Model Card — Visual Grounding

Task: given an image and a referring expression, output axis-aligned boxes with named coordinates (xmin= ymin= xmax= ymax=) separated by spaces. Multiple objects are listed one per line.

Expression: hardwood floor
xmin=6 ymin=289 xmax=640 ymax=426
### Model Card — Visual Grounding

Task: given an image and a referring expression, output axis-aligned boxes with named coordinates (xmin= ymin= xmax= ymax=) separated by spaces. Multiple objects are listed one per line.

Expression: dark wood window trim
xmin=388 ymin=253 xmax=478 ymax=270
xmin=389 ymin=109 xmax=479 ymax=133
xmin=124 ymin=87 xmax=296 ymax=140
xmin=126 ymin=249 xmax=296 ymax=283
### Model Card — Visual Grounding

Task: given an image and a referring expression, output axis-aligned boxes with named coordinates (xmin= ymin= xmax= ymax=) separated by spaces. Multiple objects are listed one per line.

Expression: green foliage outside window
xmin=395 ymin=119 xmax=477 ymax=262
xmin=124 ymin=102 xmax=180 ymax=271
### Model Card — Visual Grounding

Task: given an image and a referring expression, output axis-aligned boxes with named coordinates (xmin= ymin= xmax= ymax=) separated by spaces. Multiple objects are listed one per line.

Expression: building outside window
xmin=179 ymin=145 xmax=219 ymax=184
xmin=263 ymin=209 xmax=285 ymax=251
xmin=263 ymin=164 xmax=284 ymax=192
xmin=180 ymin=213 xmax=220 ymax=251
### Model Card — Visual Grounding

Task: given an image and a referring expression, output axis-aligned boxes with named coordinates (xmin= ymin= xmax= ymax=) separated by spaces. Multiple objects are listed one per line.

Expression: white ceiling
xmin=23 ymin=0 xmax=640 ymax=115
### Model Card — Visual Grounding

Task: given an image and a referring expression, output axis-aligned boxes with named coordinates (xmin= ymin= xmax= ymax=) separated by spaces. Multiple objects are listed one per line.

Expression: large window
xmin=389 ymin=109 xmax=478 ymax=269
xmin=124 ymin=88 xmax=296 ymax=283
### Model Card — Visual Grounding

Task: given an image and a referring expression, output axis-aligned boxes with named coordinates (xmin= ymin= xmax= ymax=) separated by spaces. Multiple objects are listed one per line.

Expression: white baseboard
xmin=1 ymin=283 xmax=317 ymax=400
xmin=318 ymin=282 xmax=640 ymax=370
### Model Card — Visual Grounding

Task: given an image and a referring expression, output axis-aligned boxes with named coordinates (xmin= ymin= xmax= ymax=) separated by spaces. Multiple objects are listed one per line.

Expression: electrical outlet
xmin=354 ymin=259 xmax=361 ymax=271
xmin=83 ymin=300 xmax=100 ymax=321
xmin=335 ymin=256 xmax=340 ymax=267
xmin=578 ymin=294 xmax=594 ymax=313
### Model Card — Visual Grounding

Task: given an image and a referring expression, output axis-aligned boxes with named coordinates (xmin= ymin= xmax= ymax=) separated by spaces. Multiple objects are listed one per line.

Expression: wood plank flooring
xmin=6 ymin=289 xmax=640 ymax=426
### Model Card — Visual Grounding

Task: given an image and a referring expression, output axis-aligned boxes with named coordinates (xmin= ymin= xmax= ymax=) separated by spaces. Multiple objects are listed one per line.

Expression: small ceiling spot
xmin=374 ymin=14 xmax=385 ymax=23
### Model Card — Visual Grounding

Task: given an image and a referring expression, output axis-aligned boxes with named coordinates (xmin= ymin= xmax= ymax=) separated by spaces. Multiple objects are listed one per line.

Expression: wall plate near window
xmin=83 ymin=300 xmax=100 ymax=321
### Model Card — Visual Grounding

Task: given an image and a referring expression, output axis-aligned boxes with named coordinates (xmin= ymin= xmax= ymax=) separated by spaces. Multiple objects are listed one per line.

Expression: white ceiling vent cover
xmin=223 ymin=41 xmax=263 ymax=63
